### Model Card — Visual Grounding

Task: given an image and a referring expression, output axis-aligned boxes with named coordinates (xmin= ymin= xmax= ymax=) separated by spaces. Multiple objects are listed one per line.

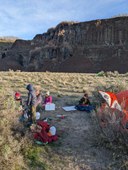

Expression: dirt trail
xmin=40 ymin=95 xmax=114 ymax=170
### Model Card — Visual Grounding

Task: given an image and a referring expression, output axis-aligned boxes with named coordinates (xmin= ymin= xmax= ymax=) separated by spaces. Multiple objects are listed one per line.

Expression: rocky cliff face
xmin=0 ymin=16 xmax=128 ymax=73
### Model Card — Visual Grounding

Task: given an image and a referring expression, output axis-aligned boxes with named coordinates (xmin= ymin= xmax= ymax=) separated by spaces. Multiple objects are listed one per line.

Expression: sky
xmin=0 ymin=0 xmax=127 ymax=40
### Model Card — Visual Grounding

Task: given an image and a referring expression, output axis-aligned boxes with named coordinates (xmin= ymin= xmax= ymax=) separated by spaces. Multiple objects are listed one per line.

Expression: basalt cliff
xmin=0 ymin=17 xmax=128 ymax=73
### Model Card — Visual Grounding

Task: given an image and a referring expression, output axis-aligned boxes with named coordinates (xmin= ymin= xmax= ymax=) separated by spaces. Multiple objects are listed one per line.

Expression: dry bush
xmin=0 ymin=88 xmax=27 ymax=170
xmin=89 ymin=108 xmax=128 ymax=170
xmin=90 ymin=85 xmax=128 ymax=170
xmin=91 ymin=84 xmax=128 ymax=141
xmin=0 ymin=87 xmax=50 ymax=170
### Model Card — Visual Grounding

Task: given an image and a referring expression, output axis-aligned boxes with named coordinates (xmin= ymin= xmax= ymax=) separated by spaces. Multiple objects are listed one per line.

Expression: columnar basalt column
xmin=104 ymin=28 xmax=108 ymax=44
xmin=111 ymin=26 xmax=114 ymax=44
xmin=119 ymin=30 xmax=122 ymax=44
xmin=101 ymin=29 xmax=104 ymax=44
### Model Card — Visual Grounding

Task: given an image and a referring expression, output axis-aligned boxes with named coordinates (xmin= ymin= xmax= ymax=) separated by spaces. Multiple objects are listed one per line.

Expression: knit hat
xmin=46 ymin=91 xmax=50 ymax=96
xmin=15 ymin=92 xmax=21 ymax=98
xmin=84 ymin=93 xmax=88 ymax=97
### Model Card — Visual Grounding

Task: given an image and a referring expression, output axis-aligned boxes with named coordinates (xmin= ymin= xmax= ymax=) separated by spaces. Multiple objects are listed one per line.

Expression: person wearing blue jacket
xmin=26 ymin=84 xmax=37 ymax=123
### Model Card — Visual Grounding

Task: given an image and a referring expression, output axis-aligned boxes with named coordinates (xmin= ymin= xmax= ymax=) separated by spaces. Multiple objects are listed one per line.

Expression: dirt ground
xmin=36 ymin=95 xmax=115 ymax=170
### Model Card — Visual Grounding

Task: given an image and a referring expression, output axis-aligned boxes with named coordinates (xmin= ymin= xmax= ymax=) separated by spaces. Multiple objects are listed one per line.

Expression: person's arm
xmin=79 ymin=98 xmax=84 ymax=105
xmin=38 ymin=95 xmax=43 ymax=103
xmin=27 ymin=93 xmax=32 ymax=106
xmin=20 ymin=98 xmax=24 ymax=107
xmin=49 ymin=96 xmax=52 ymax=103
xmin=44 ymin=97 xmax=47 ymax=104
xmin=86 ymin=99 xmax=91 ymax=105
xmin=36 ymin=95 xmax=42 ymax=106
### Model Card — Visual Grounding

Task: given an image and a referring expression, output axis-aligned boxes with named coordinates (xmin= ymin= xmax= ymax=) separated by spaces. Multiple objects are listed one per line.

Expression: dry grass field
xmin=0 ymin=71 xmax=128 ymax=170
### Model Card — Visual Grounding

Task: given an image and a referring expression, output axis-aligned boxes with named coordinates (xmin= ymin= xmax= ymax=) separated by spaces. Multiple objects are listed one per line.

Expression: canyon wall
xmin=0 ymin=16 xmax=128 ymax=73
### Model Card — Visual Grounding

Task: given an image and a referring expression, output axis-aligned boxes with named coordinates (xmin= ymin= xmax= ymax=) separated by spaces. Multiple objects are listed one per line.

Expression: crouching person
xmin=75 ymin=92 xmax=94 ymax=112
xmin=14 ymin=92 xmax=32 ymax=123
xmin=14 ymin=92 xmax=26 ymax=122
xmin=30 ymin=120 xmax=58 ymax=145
xmin=14 ymin=92 xmax=24 ymax=113
xmin=26 ymin=84 xmax=37 ymax=124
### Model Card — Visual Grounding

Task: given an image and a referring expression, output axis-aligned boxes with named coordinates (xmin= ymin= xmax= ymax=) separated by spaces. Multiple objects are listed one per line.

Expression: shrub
xmin=97 ymin=71 xmax=105 ymax=77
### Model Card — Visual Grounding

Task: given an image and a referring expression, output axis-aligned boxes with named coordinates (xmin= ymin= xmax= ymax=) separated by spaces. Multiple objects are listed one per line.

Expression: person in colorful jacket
xmin=30 ymin=120 xmax=58 ymax=145
xmin=44 ymin=91 xmax=52 ymax=104
xmin=35 ymin=86 xmax=42 ymax=105
xmin=14 ymin=92 xmax=27 ymax=122
xmin=14 ymin=92 xmax=24 ymax=113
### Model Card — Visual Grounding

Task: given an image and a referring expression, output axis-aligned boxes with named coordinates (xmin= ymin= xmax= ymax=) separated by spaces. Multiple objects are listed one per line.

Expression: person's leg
xmin=28 ymin=106 xmax=32 ymax=122
xmin=36 ymin=104 xmax=42 ymax=112
xmin=32 ymin=106 xmax=36 ymax=123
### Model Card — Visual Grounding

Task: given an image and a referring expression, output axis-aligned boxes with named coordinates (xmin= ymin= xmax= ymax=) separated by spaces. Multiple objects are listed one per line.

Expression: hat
xmin=35 ymin=85 xmax=41 ymax=91
xmin=84 ymin=93 xmax=88 ymax=97
xmin=46 ymin=91 xmax=50 ymax=96
xmin=15 ymin=92 xmax=21 ymax=98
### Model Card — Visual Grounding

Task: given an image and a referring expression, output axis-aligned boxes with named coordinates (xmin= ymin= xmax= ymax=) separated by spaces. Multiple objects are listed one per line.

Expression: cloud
xmin=0 ymin=0 xmax=127 ymax=39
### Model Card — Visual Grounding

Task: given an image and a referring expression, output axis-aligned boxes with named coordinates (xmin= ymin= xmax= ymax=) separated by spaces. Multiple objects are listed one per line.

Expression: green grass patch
xmin=23 ymin=146 xmax=50 ymax=170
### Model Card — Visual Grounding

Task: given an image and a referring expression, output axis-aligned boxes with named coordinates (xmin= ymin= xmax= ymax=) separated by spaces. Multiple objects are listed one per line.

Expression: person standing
xmin=26 ymin=84 xmax=37 ymax=123
xmin=35 ymin=86 xmax=43 ymax=112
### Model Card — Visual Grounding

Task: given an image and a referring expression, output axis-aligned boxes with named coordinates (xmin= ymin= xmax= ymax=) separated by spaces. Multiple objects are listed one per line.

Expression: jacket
xmin=79 ymin=97 xmax=91 ymax=106
xmin=44 ymin=96 xmax=52 ymax=104
xmin=35 ymin=94 xmax=43 ymax=107
xmin=26 ymin=84 xmax=37 ymax=106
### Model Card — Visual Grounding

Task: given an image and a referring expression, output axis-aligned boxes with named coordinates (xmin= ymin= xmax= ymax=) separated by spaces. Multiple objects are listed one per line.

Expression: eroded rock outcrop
xmin=0 ymin=17 xmax=128 ymax=72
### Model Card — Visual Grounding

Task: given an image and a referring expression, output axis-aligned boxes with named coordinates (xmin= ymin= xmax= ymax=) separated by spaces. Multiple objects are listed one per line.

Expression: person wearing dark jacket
xmin=76 ymin=93 xmax=94 ymax=112
xmin=26 ymin=84 xmax=37 ymax=123
xmin=79 ymin=94 xmax=91 ymax=106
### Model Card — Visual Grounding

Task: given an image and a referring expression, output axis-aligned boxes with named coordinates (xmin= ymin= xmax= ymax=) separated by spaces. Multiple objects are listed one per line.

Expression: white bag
xmin=49 ymin=126 xmax=56 ymax=135
xmin=45 ymin=103 xmax=55 ymax=111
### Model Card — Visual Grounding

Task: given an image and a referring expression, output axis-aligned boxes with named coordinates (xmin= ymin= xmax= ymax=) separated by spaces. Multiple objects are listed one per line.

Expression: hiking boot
xmin=24 ymin=121 xmax=33 ymax=128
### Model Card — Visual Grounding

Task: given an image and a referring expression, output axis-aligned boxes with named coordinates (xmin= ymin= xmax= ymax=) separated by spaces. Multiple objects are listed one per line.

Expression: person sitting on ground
xmin=76 ymin=92 xmax=94 ymax=112
xmin=35 ymin=86 xmax=43 ymax=111
xmin=79 ymin=93 xmax=91 ymax=106
xmin=14 ymin=92 xmax=27 ymax=122
xmin=30 ymin=120 xmax=58 ymax=145
xmin=26 ymin=84 xmax=37 ymax=123
xmin=43 ymin=91 xmax=52 ymax=105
